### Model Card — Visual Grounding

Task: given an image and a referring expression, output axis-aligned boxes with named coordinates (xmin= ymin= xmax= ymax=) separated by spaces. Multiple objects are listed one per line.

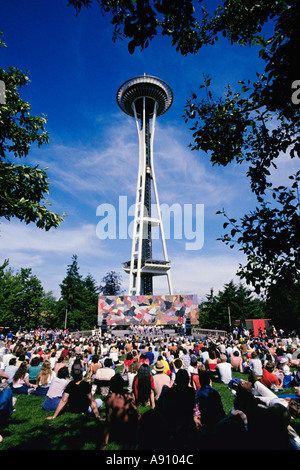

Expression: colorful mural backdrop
xmin=98 ymin=295 xmax=199 ymax=326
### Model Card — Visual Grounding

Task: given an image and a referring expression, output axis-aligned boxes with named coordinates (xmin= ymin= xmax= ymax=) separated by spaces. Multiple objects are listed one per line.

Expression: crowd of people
xmin=0 ymin=325 xmax=300 ymax=449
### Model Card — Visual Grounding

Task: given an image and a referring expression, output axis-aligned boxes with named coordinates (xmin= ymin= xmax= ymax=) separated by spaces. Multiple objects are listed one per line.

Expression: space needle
xmin=117 ymin=75 xmax=174 ymax=296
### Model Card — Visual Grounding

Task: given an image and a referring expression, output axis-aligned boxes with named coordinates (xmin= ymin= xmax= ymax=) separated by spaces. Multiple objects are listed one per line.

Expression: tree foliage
xmin=182 ymin=2 xmax=299 ymax=293
xmin=58 ymin=257 xmax=124 ymax=330
xmin=58 ymin=255 xmax=99 ymax=330
xmin=67 ymin=0 xmax=207 ymax=55
xmin=0 ymin=33 xmax=65 ymax=230
xmin=99 ymin=270 xmax=124 ymax=295
xmin=199 ymin=281 xmax=266 ymax=331
xmin=0 ymin=257 xmax=125 ymax=331
xmin=0 ymin=258 xmax=297 ymax=331
xmin=0 ymin=260 xmax=56 ymax=328
xmin=265 ymin=280 xmax=300 ymax=334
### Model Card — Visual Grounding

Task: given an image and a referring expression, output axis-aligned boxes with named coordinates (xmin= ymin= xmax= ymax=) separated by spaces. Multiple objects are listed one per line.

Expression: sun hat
xmin=280 ymin=357 xmax=288 ymax=364
xmin=154 ymin=360 xmax=165 ymax=372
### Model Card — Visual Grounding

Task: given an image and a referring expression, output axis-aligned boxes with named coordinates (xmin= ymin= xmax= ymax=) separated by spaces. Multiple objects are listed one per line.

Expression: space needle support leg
xmin=150 ymin=102 xmax=173 ymax=295
xmin=128 ymin=97 xmax=147 ymax=295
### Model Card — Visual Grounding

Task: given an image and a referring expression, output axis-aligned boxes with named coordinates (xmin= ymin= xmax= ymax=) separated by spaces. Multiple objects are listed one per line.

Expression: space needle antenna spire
xmin=117 ymin=75 xmax=173 ymax=296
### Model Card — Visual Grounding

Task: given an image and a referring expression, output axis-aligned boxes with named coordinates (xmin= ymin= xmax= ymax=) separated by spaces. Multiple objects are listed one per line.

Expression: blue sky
xmin=1 ymin=1 xmax=293 ymax=301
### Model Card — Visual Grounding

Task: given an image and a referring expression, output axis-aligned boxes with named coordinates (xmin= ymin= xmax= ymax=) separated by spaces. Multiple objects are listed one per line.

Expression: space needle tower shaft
xmin=117 ymin=75 xmax=173 ymax=296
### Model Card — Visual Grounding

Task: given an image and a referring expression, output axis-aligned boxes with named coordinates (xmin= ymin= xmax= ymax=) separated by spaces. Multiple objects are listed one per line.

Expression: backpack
xmin=228 ymin=378 xmax=242 ymax=390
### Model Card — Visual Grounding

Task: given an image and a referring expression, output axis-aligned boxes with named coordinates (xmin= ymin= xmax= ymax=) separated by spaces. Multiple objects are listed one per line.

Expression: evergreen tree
xmin=82 ymin=273 xmax=99 ymax=330
xmin=199 ymin=281 xmax=266 ymax=331
xmin=58 ymin=255 xmax=86 ymax=330
xmin=99 ymin=271 xmax=124 ymax=296
xmin=58 ymin=256 xmax=100 ymax=330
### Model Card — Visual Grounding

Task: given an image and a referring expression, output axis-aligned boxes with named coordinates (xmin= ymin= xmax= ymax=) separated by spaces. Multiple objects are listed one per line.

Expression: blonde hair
xmin=197 ymin=363 xmax=206 ymax=373
xmin=36 ymin=360 xmax=52 ymax=386
xmin=129 ymin=360 xmax=140 ymax=373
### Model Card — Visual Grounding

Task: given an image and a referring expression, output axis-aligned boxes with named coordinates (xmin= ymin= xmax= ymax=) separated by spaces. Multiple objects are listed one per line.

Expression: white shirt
xmin=249 ymin=358 xmax=263 ymax=376
xmin=216 ymin=362 xmax=232 ymax=384
xmin=46 ymin=377 xmax=69 ymax=398
xmin=187 ymin=365 xmax=198 ymax=377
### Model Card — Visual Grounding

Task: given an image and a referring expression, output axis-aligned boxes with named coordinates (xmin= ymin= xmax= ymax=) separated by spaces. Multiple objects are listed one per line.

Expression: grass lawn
xmin=1 ymin=369 xmax=299 ymax=451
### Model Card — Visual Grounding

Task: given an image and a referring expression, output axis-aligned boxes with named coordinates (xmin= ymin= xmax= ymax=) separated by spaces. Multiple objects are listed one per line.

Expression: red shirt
xmin=124 ymin=358 xmax=135 ymax=368
xmin=60 ymin=348 xmax=69 ymax=358
xmin=138 ymin=358 xmax=150 ymax=365
xmin=261 ymin=368 xmax=279 ymax=388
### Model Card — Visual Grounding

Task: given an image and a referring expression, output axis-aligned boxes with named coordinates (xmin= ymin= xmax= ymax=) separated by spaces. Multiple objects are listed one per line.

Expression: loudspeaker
xmin=102 ymin=318 xmax=107 ymax=332
xmin=185 ymin=317 xmax=191 ymax=335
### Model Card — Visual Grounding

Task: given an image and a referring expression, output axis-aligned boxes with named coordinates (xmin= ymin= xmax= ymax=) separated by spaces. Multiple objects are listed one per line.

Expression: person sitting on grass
xmin=100 ymin=373 xmax=141 ymax=450
xmin=154 ymin=369 xmax=198 ymax=449
xmin=133 ymin=363 xmax=155 ymax=408
xmin=45 ymin=363 xmax=103 ymax=420
xmin=196 ymin=370 xmax=226 ymax=433
xmin=230 ymin=350 xmax=243 ymax=373
xmin=3 ymin=358 xmax=18 ymax=385
xmin=260 ymin=360 xmax=283 ymax=391
xmin=215 ymin=354 xmax=233 ymax=384
xmin=127 ymin=360 xmax=140 ymax=393
xmin=42 ymin=366 xmax=70 ymax=411
xmin=94 ymin=358 xmax=115 ymax=396
xmin=27 ymin=356 xmax=42 ymax=385
xmin=0 ymin=387 xmax=16 ymax=444
xmin=11 ymin=362 xmax=36 ymax=395
xmin=152 ymin=360 xmax=171 ymax=402
xmin=122 ymin=352 xmax=135 ymax=376
xmin=30 ymin=360 xmax=56 ymax=396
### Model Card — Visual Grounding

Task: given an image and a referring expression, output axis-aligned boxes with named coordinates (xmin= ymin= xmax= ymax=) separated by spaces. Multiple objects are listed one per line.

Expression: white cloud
xmin=0 ymin=219 xmax=128 ymax=298
xmin=34 ymin=117 xmax=249 ymax=220
xmin=0 ymin=220 xmax=100 ymax=255
xmin=152 ymin=252 xmax=246 ymax=302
